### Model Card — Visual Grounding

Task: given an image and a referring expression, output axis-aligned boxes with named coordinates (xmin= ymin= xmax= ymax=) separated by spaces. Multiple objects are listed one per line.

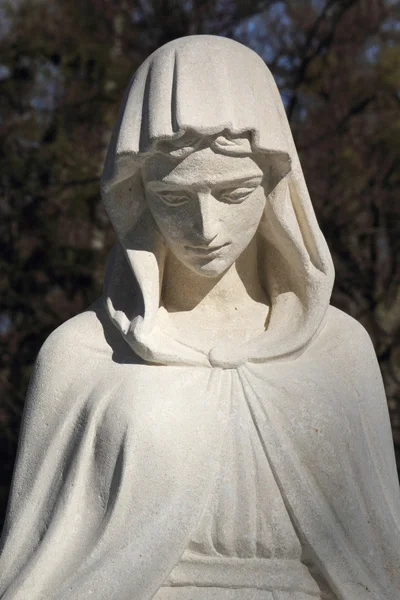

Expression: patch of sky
xmin=136 ymin=0 xmax=156 ymax=17
xmin=232 ymin=1 xmax=293 ymax=65
xmin=17 ymin=136 xmax=40 ymax=149
xmin=214 ymin=0 xmax=230 ymax=12
xmin=0 ymin=64 xmax=10 ymax=81
xmin=364 ymin=41 xmax=380 ymax=64
xmin=30 ymin=61 xmax=63 ymax=114
xmin=234 ymin=14 xmax=276 ymax=63
xmin=297 ymin=105 xmax=308 ymax=122
xmin=382 ymin=17 xmax=400 ymax=32
xmin=268 ymin=1 xmax=291 ymax=28
xmin=279 ymin=89 xmax=292 ymax=110
xmin=277 ymin=53 xmax=299 ymax=70
xmin=0 ymin=313 xmax=12 ymax=336
xmin=131 ymin=7 xmax=140 ymax=23
xmin=132 ymin=4 xmax=148 ymax=23
xmin=0 ymin=0 xmax=12 ymax=37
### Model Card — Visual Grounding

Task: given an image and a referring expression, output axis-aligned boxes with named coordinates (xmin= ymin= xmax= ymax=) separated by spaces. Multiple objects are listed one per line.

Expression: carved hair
xmin=153 ymin=129 xmax=253 ymax=160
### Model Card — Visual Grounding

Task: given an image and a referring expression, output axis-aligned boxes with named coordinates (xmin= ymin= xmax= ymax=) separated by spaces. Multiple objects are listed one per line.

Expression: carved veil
xmin=101 ymin=35 xmax=335 ymax=367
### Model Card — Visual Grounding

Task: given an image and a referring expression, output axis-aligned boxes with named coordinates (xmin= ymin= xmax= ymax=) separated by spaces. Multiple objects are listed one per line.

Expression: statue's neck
xmin=161 ymin=237 xmax=268 ymax=318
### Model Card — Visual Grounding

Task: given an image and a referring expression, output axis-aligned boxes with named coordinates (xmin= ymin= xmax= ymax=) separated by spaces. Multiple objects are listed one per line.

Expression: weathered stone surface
xmin=0 ymin=35 xmax=399 ymax=600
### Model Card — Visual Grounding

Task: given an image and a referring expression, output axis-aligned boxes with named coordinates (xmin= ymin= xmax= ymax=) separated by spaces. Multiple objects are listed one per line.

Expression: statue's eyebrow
xmin=216 ymin=175 xmax=263 ymax=189
xmin=146 ymin=175 xmax=263 ymax=191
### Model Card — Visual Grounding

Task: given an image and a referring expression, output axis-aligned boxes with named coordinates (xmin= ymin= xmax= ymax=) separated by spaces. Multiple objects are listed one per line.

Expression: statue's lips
xmin=184 ymin=242 xmax=230 ymax=257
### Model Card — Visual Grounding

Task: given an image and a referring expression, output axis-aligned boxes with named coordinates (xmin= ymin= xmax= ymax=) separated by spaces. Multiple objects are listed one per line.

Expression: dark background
xmin=1 ymin=0 xmax=399 ymax=530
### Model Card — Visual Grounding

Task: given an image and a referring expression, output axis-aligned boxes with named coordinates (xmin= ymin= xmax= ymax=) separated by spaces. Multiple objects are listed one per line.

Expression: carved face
xmin=142 ymin=145 xmax=265 ymax=277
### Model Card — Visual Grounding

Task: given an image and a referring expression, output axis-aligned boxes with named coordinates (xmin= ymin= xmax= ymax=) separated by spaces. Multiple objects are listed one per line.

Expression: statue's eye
xmin=219 ymin=186 xmax=258 ymax=204
xmin=156 ymin=191 xmax=188 ymax=207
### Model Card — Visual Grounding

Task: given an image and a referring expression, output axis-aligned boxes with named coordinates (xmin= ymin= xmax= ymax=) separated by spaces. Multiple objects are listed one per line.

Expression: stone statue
xmin=0 ymin=35 xmax=399 ymax=600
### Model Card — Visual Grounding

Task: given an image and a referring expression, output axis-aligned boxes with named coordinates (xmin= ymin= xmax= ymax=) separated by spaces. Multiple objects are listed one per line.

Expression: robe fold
xmin=0 ymin=304 xmax=399 ymax=599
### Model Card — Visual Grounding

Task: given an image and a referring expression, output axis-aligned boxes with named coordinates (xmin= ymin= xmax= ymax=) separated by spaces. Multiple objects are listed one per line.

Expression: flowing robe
xmin=0 ymin=301 xmax=399 ymax=600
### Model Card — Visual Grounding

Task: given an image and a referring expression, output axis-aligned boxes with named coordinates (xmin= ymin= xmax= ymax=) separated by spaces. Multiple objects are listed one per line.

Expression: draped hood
xmin=101 ymin=35 xmax=335 ymax=367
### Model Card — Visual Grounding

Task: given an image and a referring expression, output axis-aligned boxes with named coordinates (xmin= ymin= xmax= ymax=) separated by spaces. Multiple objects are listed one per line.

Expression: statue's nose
xmin=194 ymin=192 xmax=221 ymax=242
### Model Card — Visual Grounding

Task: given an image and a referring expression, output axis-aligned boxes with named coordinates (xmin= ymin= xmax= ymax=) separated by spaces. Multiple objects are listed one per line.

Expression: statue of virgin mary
xmin=0 ymin=35 xmax=399 ymax=600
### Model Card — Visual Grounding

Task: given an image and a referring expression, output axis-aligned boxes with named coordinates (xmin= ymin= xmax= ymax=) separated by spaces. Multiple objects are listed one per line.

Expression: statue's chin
xmin=185 ymin=257 xmax=234 ymax=279
xmin=167 ymin=243 xmax=240 ymax=278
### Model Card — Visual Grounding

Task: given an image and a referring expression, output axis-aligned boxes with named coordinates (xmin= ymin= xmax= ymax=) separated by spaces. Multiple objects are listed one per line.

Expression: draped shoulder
xmin=322 ymin=306 xmax=389 ymax=392
xmin=318 ymin=305 xmax=399 ymax=496
xmin=323 ymin=305 xmax=377 ymax=350
xmin=38 ymin=303 xmax=114 ymax=365
xmin=35 ymin=300 xmax=141 ymax=384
